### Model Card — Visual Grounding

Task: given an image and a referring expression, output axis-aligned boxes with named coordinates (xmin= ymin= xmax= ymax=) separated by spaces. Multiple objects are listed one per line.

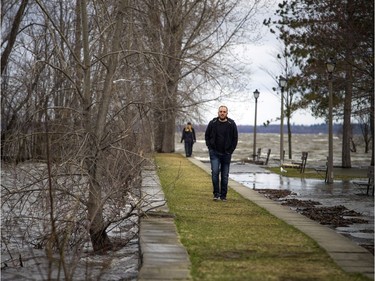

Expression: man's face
xmin=218 ymin=107 xmax=228 ymax=120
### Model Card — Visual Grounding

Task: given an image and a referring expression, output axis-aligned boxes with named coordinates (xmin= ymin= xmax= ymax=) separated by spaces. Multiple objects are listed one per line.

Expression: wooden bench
xmin=282 ymin=152 xmax=308 ymax=173
xmin=255 ymin=149 xmax=271 ymax=165
xmin=314 ymin=159 xmax=328 ymax=183
xmin=352 ymin=166 xmax=374 ymax=195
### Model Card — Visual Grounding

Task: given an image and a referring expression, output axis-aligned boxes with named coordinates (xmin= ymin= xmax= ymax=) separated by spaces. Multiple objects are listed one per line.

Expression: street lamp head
xmin=326 ymin=58 xmax=336 ymax=74
xmin=279 ymin=76 xmax=287 ymax=88
xmin=253 ymin=89 xmax=260 ymax=99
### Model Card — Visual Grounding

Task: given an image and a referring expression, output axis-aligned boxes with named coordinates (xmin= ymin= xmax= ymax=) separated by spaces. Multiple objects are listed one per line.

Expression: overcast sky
xmin=202 ymin=1 xmax=325 ymax=126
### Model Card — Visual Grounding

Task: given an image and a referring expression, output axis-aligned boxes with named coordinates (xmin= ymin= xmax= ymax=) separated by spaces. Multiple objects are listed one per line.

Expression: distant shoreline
xmin=180 ymin=123 xmax=366 ymax=135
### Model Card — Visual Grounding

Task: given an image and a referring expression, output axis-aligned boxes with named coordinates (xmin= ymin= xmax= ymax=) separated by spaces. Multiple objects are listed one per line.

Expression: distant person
xmin=180 ymin=122 xmax=196 ymax=157
xmin=205 ymin=105 xmax=238 ymax=201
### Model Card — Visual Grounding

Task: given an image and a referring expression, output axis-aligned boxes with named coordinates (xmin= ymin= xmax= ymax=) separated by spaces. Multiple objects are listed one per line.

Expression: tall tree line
xmin=1 ymin=0 xmax=262 ymax=261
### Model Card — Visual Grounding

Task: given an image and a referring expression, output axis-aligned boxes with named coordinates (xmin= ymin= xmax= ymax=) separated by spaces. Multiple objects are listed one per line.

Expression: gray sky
xmin=203 ymin=1 xmax=325 ymax=126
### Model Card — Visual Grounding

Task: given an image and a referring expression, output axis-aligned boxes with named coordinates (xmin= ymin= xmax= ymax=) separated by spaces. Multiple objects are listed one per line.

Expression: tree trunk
xmin=87 ymin=159 xmax=112 ymax=252
xmin=341 ymin=55 xmax=353 ymax=168
xmin=1 ymin=0 xmax=29 ymax=75
xmin=80 ymin=0 xmax=124 ymax=251
xmin=370 ymin=87 xmax=374 ymax=166
xmin=161 ymin=107 xmax=177 ymax=153
xmin=364 ymin=123 xmax=369 ymax=153
xmin=287 ymin=117 xmax=292 ymax=160
xmin=286 ymin=90 xmax=292 ymax=160
xmin=152 ymin=0 xmax=183 ymax=153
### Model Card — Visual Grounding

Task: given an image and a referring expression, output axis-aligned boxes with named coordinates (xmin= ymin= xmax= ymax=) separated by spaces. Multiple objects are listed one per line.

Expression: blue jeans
xmin=209 ymin=150 xmax=232 ymax=199
xmin=184 ymin=141 xmax=193 ymax=157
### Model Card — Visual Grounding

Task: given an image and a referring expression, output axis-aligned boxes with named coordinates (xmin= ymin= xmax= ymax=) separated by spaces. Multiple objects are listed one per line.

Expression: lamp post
xmin=279 ymin=76 xmax=287 ymax=165
xmin=326 ymin=58 xmax=336 ymax=183
xmin=252 ymin=89 xmax=260 ymax=161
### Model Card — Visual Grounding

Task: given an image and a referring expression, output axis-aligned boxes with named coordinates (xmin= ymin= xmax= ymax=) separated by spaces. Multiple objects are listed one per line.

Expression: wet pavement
xmin=139 ymin=166 xmax=192 ymax=281
xmin=227 ymin=161 xmax=374 ymax=251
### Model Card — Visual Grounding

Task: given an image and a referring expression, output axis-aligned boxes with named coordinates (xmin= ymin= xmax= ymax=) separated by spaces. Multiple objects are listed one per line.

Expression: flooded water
xmin=180 ymin=132 xmax=372 ymax=167
xmin=176 ymin=133 xmax=374 ymax=253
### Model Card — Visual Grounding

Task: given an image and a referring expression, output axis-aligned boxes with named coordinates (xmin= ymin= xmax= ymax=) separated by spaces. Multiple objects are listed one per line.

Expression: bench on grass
xmin=352 ymin=166 xmax=374 ymax=196
xmin=282 ymin=152 xmax=308 ymax=173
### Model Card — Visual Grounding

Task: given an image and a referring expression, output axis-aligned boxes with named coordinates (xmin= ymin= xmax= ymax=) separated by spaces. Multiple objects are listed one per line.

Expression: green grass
xmin=154 ymin=153 xmax=371 ymax=281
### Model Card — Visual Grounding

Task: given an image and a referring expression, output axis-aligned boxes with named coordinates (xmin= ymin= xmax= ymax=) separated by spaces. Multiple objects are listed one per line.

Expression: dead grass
xmin=154 ymin=153 xmax=371 ymax=281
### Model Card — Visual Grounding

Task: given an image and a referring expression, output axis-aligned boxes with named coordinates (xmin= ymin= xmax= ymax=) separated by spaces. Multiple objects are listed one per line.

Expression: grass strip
xmin=154 ymin=153 xmax=370 ymax=281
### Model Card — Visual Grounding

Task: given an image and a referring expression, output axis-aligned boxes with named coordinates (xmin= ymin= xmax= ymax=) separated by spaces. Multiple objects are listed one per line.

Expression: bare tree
xmin=1 ymin=0 xmax=29 ymax=75
xmin=139 ymin=0 xmax=263 ymax=152
xmin=261 ymin=42 xmax=302 ymax=160
xmin=2 ymin=0 xmax=150 ymax=263
xmin=1 ymin=3 xmax=267 ymax=277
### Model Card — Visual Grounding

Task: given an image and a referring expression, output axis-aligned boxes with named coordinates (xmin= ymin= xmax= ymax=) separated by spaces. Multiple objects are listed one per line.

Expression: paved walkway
xmin=138 ymin=165 xmax=192 ymax=281
xmin=138 ymin=159 xmax=374 ymax=280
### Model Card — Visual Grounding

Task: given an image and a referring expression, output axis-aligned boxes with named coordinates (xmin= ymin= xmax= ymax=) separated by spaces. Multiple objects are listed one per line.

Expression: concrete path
xmin=138 ymin=166 xmax=192 ymax=281
xmin=138 ymin=159 xmax=374 ymax=280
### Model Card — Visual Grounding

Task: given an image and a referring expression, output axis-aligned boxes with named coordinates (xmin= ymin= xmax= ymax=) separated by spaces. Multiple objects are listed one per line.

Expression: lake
xmin=176 ymin=133 xmax=372 ymax=168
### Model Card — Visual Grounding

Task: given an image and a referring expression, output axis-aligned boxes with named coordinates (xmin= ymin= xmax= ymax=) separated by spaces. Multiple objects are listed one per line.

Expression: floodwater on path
xmin=228 ymin=165 xmax=374 ymax=250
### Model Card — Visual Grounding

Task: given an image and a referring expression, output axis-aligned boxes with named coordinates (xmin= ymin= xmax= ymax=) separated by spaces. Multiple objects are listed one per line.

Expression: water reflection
xmin=230 ymin=172 xmax=368 ymax=198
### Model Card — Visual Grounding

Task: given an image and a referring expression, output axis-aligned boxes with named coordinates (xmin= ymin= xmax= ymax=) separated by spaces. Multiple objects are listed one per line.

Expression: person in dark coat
xmin=180 ymin=122 xmax=196 ymax=157
xmin=205 ymin=105 xmax=238 ymax=201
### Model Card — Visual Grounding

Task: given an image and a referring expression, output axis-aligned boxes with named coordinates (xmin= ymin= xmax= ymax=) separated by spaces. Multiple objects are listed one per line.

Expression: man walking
xmin=205 ymin=105 xmax=238 ymax=201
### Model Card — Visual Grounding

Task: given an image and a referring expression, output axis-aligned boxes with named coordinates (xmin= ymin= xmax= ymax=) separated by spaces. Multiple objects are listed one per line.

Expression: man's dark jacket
xmin=205 ymin=117 xmax=238 ymax=154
